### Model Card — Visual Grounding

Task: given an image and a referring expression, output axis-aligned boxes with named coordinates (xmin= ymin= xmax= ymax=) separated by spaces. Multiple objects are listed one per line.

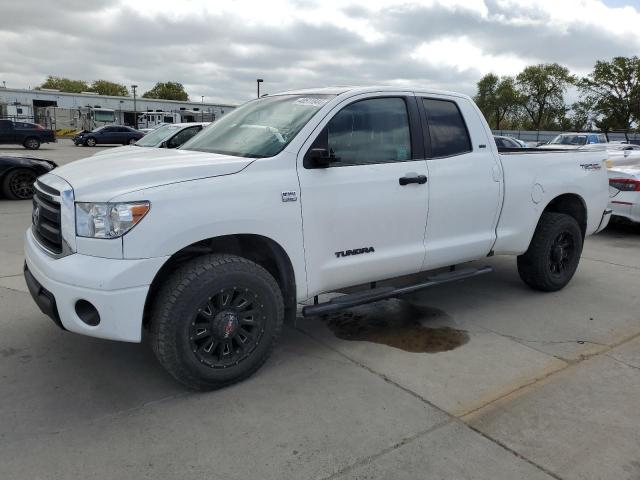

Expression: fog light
xmin=75 ymin=300 xmax=100 ymax=326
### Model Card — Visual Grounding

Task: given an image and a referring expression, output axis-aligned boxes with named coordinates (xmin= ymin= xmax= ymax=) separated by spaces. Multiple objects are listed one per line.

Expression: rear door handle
xmin=399 ymin=175 xmax=427 ymax=186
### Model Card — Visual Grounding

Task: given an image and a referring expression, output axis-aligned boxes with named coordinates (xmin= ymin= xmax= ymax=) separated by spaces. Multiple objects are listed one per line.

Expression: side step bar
xmin=302 ymin=266 xmax=493 ymax=317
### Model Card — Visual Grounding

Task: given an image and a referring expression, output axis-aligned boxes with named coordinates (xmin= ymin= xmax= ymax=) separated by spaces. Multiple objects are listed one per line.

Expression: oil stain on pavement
xmin=322 ymin=300 xmax=469 ymax=353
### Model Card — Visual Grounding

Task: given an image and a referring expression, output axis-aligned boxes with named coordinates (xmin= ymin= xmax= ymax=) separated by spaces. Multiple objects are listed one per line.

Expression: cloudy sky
xmin=1 ymin=0 xmax=639 ymax=105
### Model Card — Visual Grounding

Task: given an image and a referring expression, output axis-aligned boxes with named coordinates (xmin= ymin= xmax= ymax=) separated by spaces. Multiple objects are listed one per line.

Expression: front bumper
xmin=24 ymin=228 xmax=169 ymax=342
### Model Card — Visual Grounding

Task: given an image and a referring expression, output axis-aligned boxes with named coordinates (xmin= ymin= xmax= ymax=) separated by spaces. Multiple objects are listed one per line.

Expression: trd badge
xmin=281 ymin=191 xmax=298 ymax=202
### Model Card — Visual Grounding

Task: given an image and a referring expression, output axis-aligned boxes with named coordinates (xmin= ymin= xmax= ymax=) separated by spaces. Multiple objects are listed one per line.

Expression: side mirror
xmin=306 ymin=147 xmax=340 ymax=168
xmin=160 ymin=140 xmax=168 ymax=148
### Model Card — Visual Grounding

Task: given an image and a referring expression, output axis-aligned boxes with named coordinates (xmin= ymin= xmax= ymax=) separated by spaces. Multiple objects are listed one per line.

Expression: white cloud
xmin=411 ymin=36 xmax=530 ymax=76
xmin=0 ymin=0 xmax=638 ymax=103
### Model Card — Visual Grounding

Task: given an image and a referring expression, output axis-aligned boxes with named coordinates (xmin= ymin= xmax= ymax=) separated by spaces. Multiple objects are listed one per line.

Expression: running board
xmin=302 ymin=266 xmax=493 ymax=317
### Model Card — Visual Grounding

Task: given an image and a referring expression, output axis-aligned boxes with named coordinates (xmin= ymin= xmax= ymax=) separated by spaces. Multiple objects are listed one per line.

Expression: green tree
xmin=565 ymin=100 xmax=594 ymax=131
xmin=516 ymin=63 xmax=574 ymax=131
xmin=90 ymin=80 xmax=128 ymax=96
xmin=474 ymin=74 xmax=519 ymax=129
xmin=578 ymin=56 xmax=640 ymax=134
xmin=39 ymin=76 xmax=89 ymax=93
xmin=142 ymin=82 xmax=189 ymax=101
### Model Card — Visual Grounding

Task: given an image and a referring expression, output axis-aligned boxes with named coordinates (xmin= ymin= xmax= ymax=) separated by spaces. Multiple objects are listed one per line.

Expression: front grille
xmin=32 ymin=182 xmax=62 ymax=254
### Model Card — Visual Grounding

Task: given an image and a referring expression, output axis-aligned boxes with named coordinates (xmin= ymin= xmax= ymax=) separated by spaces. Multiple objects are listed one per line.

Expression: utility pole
xmin=131 ymin=85 xmax=138 ymax=128
xmin=201 ymin=96 xmax=204 ymax=121
xmin=256 ymin=79 xmax=263 ymax=99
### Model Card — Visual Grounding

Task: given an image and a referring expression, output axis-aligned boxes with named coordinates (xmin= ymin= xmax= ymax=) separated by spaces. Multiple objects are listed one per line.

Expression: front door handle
xmin=399 ymin=175 xmax=427 ymax=186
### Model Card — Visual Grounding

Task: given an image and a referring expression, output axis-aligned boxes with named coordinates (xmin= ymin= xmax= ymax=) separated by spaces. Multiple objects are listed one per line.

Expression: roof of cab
xmin=272 ymin=85 xmax=470 ymax=99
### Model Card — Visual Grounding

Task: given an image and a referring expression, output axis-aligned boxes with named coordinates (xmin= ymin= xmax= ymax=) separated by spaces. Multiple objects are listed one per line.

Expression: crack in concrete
xmin=605 ymin=354 xmax=640 ymax=372
xmin=582 ymin=256 xmax=640 ymax=271
xmin=318 ymin=420 xmax=453 ymax=480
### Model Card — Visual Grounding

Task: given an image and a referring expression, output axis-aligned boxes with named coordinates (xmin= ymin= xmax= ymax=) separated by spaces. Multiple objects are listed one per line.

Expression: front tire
xmin=517 ymin=213 xmax=583 ymax=292
xmin=2 ymin=168 xmax=37 ymax=200
xmin=150 ymin=254 xmax=284 ymax=390
xmin=85 ymin=137 xmax=97 ymax=147
xmin=128 ymin=138 xmax=137 ymax=145
xmin=23 ymin=137 xmax=40 ymax=150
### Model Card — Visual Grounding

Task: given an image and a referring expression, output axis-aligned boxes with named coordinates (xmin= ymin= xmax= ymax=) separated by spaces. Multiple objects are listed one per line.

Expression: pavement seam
xmin=0 ymin=390 xmax=193 ymax=447
xmin=464 ymin=424 xmax=564 ymax=480
xmin=318 ymin=420 xmax=453 ymax=480
xmin=295 ymin=325 xmax=563 ymax=480
xmin=457 ymin=330 xmax=640 ymax=418
xmin=604 ymin=354 xmax=640 ymax=372
xmin=0 ymin=273 xmax=22 ymax=279
xmin=582 ymin=256 xmax=640 ymax=271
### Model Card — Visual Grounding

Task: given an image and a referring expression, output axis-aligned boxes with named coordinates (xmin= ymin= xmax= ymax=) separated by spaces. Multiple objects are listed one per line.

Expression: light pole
xmin=201 ymin=96 xmax=204 ymax=121
xmin=131 ymin=85 xmax=138 ymax=128
xmin=256 ymin=79 xmax=263 ymax=98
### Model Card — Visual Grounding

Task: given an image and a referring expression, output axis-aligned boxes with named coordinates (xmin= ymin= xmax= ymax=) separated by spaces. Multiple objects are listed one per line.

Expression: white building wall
xmin=0 ymin=88 xmax=235 ymax=119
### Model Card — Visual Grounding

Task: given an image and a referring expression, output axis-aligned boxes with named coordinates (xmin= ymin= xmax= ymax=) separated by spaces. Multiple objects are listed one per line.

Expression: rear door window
xmin=422 ymin=98 xmax=472 ymax=158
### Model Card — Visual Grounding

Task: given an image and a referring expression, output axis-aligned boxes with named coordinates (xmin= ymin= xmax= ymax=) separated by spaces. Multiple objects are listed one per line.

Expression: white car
xmin=608 ymin=164 xmax=640 ymax=223
xmin=24 ymin=86 xmax=611 ymax=390
xmin=539 ymin=132 xmax=608 ymax=150
xmin=92 ymin=123 xmax=210 ymax=157
xmin=606 ymin=144 xmax=640 ymax=167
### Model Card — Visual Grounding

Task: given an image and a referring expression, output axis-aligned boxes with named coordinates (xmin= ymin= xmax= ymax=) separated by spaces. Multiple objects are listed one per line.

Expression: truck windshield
xmin=550 ymin=134 xmax=587 ymax=146
xmin=180 ymin=94 xmax=334 ymax=158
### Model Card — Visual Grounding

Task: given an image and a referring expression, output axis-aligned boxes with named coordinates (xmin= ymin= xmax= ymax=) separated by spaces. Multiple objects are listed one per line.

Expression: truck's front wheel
xmin=150 ymin=254 xmax=284 ymax=390
xmin=517 ymin=212 xmax=583 ymax=292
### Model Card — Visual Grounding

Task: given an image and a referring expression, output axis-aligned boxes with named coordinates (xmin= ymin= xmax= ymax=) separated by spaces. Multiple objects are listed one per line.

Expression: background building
xmin=0 ymin=87 xmax=236 ymax=133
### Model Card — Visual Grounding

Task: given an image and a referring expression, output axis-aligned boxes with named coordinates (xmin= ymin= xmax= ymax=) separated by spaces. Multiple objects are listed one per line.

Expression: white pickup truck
xmin=24 ymin=86 xmax=611 ymax=389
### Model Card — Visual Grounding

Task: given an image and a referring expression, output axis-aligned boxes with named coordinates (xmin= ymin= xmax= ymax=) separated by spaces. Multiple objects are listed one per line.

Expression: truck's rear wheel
xmin=150 ymin=254 xmax=284 ymax=390
xmin=517 ymin=212 xmax=583 ymax=292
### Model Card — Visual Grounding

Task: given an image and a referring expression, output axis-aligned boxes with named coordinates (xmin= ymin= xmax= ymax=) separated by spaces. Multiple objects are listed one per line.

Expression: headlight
xmin=75 ymin=202 xmax=150 ymax=238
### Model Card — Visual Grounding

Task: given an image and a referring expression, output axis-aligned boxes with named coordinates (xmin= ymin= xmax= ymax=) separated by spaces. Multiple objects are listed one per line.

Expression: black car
xmin=0 ymin=155 xmax=57 ymax=200
xmin=73 ymin=125 xmax=144 ymax=147
xmin=0 ymin=120 xmax=56 ymax=150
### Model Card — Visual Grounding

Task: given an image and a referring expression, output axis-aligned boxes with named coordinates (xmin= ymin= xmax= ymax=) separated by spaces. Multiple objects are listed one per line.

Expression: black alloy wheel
xmin=189 ymin=286 xmax=267 ymax=369
xmin=2 ymin=169 xmax=36 ymax=200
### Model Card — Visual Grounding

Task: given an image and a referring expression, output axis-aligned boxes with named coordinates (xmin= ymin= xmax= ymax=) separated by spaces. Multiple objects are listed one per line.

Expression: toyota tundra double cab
xmin=24 ymin=86 xmax=611 ymax=389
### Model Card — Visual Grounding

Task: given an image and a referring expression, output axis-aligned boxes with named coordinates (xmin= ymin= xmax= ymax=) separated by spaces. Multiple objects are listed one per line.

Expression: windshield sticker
xmin=293 ymin=98 xmax=330 ymax=107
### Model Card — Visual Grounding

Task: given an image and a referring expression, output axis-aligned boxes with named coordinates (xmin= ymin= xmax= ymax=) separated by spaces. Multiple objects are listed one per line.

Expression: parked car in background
xmin=0 ymin=154 xmax=57 ymax=199
xmin=606 ymin=144 xmax=640 ymax=167
xmin=539 ymin=133 xmax=608 ymax=150
xmin=138 ymin=122 xmax=168 ymax=135
xmin=608 ymin=164 xmax=640 ymax=224
xmin=73 ymin=126 xmax=144 ymax=147
xmin=494 ymin=135 xmax=525 ymax=149
xmin=91 ymin=123 xmax=210 ymax=157
xmin=0 ymin=120 xmax=56 ymax=150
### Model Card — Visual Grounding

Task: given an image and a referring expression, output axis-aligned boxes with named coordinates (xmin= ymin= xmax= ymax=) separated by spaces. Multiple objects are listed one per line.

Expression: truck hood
xmin=53 ymin=148 xmax=254 ymax=201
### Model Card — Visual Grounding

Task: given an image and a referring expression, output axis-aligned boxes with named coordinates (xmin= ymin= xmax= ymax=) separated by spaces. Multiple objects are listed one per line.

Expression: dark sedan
xmin=0 ymin=155 xmax=57 ymax=200
xmin=73 ymin=125 xmax=144 ymax=147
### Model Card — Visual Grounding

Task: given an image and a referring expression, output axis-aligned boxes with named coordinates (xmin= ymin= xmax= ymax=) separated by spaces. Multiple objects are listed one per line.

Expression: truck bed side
xmin=493 ymin=149 xmax=609 ymax=255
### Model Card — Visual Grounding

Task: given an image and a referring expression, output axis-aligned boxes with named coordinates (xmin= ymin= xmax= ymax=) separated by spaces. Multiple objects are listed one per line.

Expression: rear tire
xmin=2 ymin=168 xmax=37 ymax=200
xmin=517 ymin=213 xmax=583 ymax=292
xmin=150 ymin=254 xmax=284 ymax=390
xmin=23 ymin=137 xmax=40 ymax=150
